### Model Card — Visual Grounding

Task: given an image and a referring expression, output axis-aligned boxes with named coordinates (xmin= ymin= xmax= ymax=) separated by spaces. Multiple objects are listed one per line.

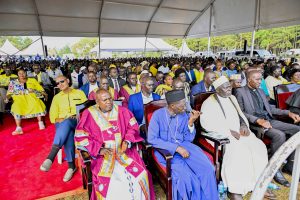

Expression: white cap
xmin=212 ymin=76 xmax=229 ymax=89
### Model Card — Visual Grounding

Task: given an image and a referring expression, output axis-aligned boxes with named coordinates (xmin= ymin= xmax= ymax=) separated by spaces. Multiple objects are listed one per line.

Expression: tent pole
xmin=207 ymin=3 xmax=213 ymax=57
xmin=40 ymin=36 xmax=45 ymax=58
xmin=250 ymin=30 xmax=256 ymax=58
xmin=98 ymin=35 xmax=101 ymax=59
xmin=181 ymin=38 xmax=185 ymax=56
xmin=144 ymin=37 xmax=147 ymax=57
xmin=250 ymin=0 xmax=260 ymax=58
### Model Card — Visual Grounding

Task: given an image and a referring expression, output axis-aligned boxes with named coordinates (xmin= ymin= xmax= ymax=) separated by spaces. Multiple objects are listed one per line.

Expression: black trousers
xmin=264 ymin=119 xmax=300 ymax=157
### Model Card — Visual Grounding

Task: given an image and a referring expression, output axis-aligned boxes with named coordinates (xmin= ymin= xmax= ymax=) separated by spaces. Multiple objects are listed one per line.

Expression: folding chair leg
xmin=167 ymin=178 xmax=172 ymax=200
xmin=82 ymin=168 xmax=87 ymax=189
xmin=86 ymin=162 xmax=93 ymax=199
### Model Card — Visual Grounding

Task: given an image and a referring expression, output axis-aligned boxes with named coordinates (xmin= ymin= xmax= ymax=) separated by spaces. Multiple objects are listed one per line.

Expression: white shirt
xmin=89 ymin=83 xmax=99 ymax=94
xmin=158 ymin=65 xmax=170 ymax=74
xmin=131 ymin=86 xmax=136 ymax=92
xmin=47 ymin=68 xmax=63 ymax=80
xmin=204 ymin=85 xmax=213 ymax=92
xmin=186 ymin=70 xmax=193 ymax=81
xmin=141 ymin=92 xmax=153 ymax=105
xmin=141 ymin=92 xmax=153 ymax=124
xmin=71 ymin=71 xmax=81 ymax=89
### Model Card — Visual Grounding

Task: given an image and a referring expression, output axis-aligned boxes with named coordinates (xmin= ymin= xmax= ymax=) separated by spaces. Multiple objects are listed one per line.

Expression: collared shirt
xmin=186 ymin=71 xmax=193 ymax=81
xmin=141 ymin=92 xmax=153 ymax=105
xmin=204 ymin=85 xmax=213 ymax=92
xmin=248 ymin=87 xmax=271 ymax=120
xmin=49 ymin=89 xmax=87 ymax=123
xmin=33 ymin=72 xmax=42 ymax=83
xmin=47 ymin=69 xmax=63 ymax=80
xmin=111 ymin=78 xmax=120 ymax=92
xmin=158 ymin=65 xmax=170 ymax=74
xmin=141 ymin=92 xmax=154 ymax=124
xmin=0 ymin=74 xmax=18 ymax=86
xmin=71 ymin=71 xmax=81 ymax=88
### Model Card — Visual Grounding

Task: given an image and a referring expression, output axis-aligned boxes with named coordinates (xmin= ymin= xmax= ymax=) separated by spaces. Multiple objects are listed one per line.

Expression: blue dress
xmin=147 ymin=107 xmax=219 ymax=200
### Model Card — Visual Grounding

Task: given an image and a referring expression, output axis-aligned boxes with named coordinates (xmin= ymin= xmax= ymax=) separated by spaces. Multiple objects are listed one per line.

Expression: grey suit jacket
xmin=234 ymin=86 xmax=289 ymax=124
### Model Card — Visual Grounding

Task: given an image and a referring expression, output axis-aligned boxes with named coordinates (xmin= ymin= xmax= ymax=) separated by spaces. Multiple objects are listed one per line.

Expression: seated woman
xmin=154 ymin=74 xmax=173 ymax=99
xmin=5 ymin=69 xmax=47 ymax=135
xmin=287 ymin=68 xmax=300 ymax=84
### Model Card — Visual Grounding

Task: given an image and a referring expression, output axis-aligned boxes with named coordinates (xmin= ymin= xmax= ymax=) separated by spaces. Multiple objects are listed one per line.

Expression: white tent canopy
xmin=178 ymin=41 xmax=194 ymax=55
xmin=0 ymin=40 xmax=19 ymax=55
xmin=0 ymin=0 xmax=299 ymax=38
xmin=16 ymin=40 xmax=44 ymax=56
xmin=90 ymin=37 xmax=177 ymax=53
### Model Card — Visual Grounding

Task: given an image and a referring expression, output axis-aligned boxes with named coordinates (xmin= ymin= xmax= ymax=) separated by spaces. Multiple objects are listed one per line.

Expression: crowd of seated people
xmin=1 ymin=56 xmax=300 ymax=200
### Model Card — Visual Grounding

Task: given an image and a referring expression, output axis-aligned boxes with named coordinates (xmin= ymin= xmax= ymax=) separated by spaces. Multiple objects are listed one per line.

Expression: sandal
xmin=12 ymin=130 xmax=23 ymax=135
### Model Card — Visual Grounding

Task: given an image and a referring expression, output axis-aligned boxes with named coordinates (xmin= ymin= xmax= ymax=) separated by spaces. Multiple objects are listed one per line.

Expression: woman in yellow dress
xmin=154 ymin=74 xmax=173 ymax=99
xmin=5 ymin=69 xmax=47 ymax=135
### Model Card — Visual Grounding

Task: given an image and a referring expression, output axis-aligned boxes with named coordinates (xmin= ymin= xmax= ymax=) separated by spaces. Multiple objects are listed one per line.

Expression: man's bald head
xmin=95 ymin=88 xmax=113 ymax=112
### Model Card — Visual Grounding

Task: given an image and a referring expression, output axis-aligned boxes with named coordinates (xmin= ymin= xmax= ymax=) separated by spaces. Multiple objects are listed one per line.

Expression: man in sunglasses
xmin=40 ymin=75 xmax=87 ymax=182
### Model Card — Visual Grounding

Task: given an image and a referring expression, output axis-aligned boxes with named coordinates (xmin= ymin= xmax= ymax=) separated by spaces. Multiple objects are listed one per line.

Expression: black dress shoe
xmin=274 ymin=171 xmax=290 ymax=187
xmin=227 ymin=192 xmax=243 ymax=200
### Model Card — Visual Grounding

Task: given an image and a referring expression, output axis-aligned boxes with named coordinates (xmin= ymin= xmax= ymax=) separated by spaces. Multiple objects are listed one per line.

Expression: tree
xmin=163 ymin=25 xmax=300 ymax=55
xmin=71 ymin=38 xmax=98 ymax=57
xmin=58 ymin=45 xmax=72 ymax=57
xmin=0 ymin=36 xmax=32 ymax=50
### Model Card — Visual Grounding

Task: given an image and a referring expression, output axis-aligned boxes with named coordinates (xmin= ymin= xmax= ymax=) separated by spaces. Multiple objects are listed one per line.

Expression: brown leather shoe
xmin=228 ymin=192 xmax=243 ymax=200
xmin=264 ymin=189 xmax=277 ymax=200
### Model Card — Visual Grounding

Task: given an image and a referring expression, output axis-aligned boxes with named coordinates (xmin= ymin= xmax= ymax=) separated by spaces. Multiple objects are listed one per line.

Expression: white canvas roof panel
xmin=0 ymin=0 xmax=299 ymax=38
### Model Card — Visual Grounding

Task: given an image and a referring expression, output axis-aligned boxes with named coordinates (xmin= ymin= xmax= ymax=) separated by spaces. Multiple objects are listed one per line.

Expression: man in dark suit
xmin=128 ymin=76 xmax=160 ymax=139
xmin=108 ymin=67 xmax=126 ymax=92
xmin=235 ymin=69 xmax=300 ymax=187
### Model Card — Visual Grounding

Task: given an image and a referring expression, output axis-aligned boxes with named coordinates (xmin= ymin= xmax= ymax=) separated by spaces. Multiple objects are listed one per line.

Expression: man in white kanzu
xmin=200 ymin=76 xmax=275 ymax=200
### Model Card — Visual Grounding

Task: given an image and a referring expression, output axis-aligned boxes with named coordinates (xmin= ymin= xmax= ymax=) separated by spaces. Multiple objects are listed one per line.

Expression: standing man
xmin=119 ymin=72 xmax=141 ymax=107
xmin=148 ymin=90 xmax=218 ymax=200
xmin=40 ymin=75 xmax=87 ymax=182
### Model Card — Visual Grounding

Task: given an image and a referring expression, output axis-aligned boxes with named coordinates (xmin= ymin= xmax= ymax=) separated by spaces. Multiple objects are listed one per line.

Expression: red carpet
xmin=0 ymin=114 xmax=83 ymax=200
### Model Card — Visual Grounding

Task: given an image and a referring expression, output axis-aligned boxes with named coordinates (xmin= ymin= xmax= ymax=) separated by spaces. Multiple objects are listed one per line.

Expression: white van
xmin=233 ymin=49 xmax=275 ymax=59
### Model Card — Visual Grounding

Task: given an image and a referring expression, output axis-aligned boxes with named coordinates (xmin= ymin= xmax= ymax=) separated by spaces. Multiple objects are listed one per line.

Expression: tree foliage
xmin=0 ymin=36 xmax=33 ymax=50
xmin=57 ymin=45 xmax=72 ymax=57
xmin=71 ymin=38 xmax=98 ymax=57
xmin=164 ymin=25 xmax=300 ymax=55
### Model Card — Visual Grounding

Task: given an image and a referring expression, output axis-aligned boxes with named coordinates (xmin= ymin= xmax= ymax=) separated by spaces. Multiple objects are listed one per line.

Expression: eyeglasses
xmin=56 ymin=79 xmax=66 ymax=85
